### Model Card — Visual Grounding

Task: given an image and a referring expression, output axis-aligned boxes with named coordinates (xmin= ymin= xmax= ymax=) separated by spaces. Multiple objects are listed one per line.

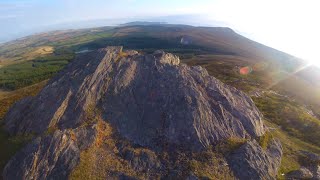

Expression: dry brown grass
xmin=112 ymin=27 xmax=141 ymax=37
xmin=190 ymin=150 xmax=235 ymax=180
xmin=119 ymin=51 xmax=128 ymax=58
xmin=71 ymin=111 xmax=238 ymax=180
xmin=258 ymin=131 xmax=273 ymax=150
xmin=0 ymin=80 xmax=47 ymax=120
xmin=0 ymin=56 xmax=14 ymax=67
xmin=214 ymin=137 xmax=247 ymax=155
xmin=69 ymin=120 xmax=140 ymax=180
xmin=0 ymin=46 xmax=54 ymax=67
xmin=23 ymin=46 xmax=54 ymax=60
xmin=0 ymin=90 xmax=10 ymax=100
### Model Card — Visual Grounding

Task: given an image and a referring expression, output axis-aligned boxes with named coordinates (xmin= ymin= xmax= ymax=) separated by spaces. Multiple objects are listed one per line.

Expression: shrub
xmin=215 ymin=137 xmax=247 ymax=155
xmin=258 ymin=131 xmax=273 ymax=150
xmin=189 ymin=150 xmax=235 ymax=180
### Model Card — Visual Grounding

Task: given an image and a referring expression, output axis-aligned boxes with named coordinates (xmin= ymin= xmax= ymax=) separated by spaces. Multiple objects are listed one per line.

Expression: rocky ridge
xmin=286 ymin=151 xmax=320 ymax=180
xmin=3 ymin=46 xmax=282 ymax=179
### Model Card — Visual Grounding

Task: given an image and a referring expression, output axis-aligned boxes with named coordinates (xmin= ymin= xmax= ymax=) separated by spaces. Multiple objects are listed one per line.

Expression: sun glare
xmin=307 ymin=58 xmax=320 ymax=68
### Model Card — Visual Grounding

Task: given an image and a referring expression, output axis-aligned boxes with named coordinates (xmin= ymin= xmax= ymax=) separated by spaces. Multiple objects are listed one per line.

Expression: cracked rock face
xmin=227 ymin=140 xmax=283 ymax=180
xmin=3 ymin=125 xmax=97 ymax=180
xmin=3 ymin=46 xmax=280 ymax=179
xmin=101 ymin=49 xmax=266 ymax=150
xmin=5 ymin=46 xmax=265 ymax=150
xmin=286 ymin=167 xmax=314 ymax=180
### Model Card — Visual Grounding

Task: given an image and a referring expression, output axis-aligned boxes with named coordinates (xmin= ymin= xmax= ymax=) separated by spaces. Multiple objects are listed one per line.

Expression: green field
xmin=0 ymin=53 xmax=73 ymax=90
xmin=1 ymin=34 xmax=213 ymax=91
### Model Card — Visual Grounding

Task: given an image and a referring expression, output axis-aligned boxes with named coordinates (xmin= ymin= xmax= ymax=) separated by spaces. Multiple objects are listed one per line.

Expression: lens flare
xmin=239 ymin=66 xmax=252 ymax=75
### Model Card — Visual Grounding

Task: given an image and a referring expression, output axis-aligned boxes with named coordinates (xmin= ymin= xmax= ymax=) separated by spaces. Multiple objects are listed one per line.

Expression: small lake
xmin=75 ymin=48 xmax=93 ymax=54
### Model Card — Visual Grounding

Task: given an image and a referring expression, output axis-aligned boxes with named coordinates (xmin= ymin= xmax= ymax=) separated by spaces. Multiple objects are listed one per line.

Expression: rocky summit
xmin=3 ymin=46 xmax=282 ymax=179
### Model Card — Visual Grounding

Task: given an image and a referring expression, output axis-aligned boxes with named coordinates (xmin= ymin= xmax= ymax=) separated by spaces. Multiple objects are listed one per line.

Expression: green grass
xmin=253 ymin=93 xmax=320 ymax=147
xmin=189 ymin=150 xmax=235 ymax=180
xmin=71 ymin=35 xmax=211 ymax=54
xmin=48 ymin=32 xmax=114 ymax=48
xmin=1 ymin=34 xmax=209 ymax=91
xmin=0 ymin=53 xmax=73 ymax=90
xmin=263 ymin=120 xmax=320 ymax=178
xmin=258 ymin=131 xmax=273 ymax=150
xmin=183 ymin=56 xmax=271 ymax=93
xmin=252 ymin=95 xmax=320 ymax=177
xmin=215 ymin=137 xmax=247 ymax=155
xmin=0 ymin=128 xmax=34 ymax=172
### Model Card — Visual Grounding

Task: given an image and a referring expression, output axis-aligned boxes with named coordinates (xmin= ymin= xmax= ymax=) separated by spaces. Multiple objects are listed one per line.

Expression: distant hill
xmin=0 ymin=24 xmax=315 ymax=103
xmin=120 ymin=21 xmax=168 ymax=26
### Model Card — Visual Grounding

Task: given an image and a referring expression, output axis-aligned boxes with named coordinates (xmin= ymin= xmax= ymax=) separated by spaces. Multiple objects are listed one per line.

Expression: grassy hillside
xmin=0 ymin=52 xmax=73 ymax=90
xmin=252 ymin=93 xmax=320 ymax=176
xmin=0 ymin=25 xmax=306 ymax=91
xmin=253 ymin=93 xmax=320 ymax=147
xmin=0 ymin=27 xmax=212 ymax=91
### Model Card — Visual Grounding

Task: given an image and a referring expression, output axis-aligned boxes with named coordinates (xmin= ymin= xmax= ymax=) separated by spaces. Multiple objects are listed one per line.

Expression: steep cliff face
xmin=3 ymin=47 xmax=282 ymax=179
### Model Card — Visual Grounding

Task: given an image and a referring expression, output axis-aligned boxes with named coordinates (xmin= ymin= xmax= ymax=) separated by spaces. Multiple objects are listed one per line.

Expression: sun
xmin=304 ymin=55 xmax=320 ymax=68
xmin=307 ymin=59 xmax=320 ymax=68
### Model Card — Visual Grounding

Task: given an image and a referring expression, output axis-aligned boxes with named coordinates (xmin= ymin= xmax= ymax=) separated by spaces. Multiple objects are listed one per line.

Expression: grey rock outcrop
xmin=3 ymin=125 xmax=97 ymax=180
xmin=4 ymin=47 xmax=125 ymax=135
xmin=4 ymin=46 xmax=265 ymax=150
xmin=313 ymin=166 xmax=320 ymax=180
xmin=3 ymin=46 xmax=280 ymax=179
xmin=295 ymin=151 xmax=320 ymax=180
xmin=228 ymin=139 xmax=283 ymax=180
xmin=286 ymin=167 xmax=314 ymax=180
xmin=300 ymin=151 xmax=320 ymax=165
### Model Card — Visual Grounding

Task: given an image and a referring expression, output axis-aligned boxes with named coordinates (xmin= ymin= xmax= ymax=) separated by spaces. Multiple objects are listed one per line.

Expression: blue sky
xmin=0 ymin=0 xmax=319 ymax=64
xmin=0 ymin=0 xmax=215 ymax=41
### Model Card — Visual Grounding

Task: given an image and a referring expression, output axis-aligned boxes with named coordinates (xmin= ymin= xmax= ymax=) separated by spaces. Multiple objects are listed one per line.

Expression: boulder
xmin=2 ymin=124 xmax=98 ymax=180
xmin=228 ymin=139 xmax=283 ymax=180
xmin=286 ymin=167 xmax=313 ymax=180
xmin=300 ymin=151 xmax=320 ymax=165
